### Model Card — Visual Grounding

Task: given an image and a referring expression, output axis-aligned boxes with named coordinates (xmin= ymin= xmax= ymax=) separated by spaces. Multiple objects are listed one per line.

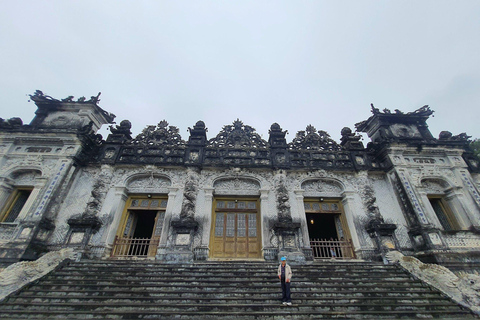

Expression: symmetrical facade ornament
xmin=0 ymin=91 xmax=479 ymax=276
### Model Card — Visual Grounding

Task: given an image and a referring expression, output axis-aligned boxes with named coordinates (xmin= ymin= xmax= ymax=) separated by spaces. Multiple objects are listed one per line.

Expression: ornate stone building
xmin=1 ymin=91 xmax=479 ymax=266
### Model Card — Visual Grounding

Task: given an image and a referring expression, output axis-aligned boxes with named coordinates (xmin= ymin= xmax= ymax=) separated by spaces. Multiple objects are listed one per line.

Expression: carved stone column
xmin=103 ymin=187 xmax=128 ymax=256
xmin=294 ymin=189 xmax=313 ymax=261
xmin=65 ymin=214 xmax=102 ymax=260
xmin=0 ymin=177 xmax=14 ymax=208
xmin=340 ymin=191 xmax=361 ymax=250
xmin=272 ymin=173 xmax=305 ymax=263
xmin=156 ymin=187 xmax=179 ymax=260
xmin=195 ymin=187 xmax=213 ymax=261
xmin=162 ymin=171 xmax=200 ymax=263
xmin=357 ymin=171 xmax=401 ymax=262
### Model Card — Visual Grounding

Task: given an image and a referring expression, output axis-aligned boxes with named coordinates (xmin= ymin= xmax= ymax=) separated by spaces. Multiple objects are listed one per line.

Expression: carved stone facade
xmin=0 ymin=92 xmax=479 ymax=267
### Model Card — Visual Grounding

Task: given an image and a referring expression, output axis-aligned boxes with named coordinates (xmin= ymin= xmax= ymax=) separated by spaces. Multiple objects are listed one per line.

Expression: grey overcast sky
xmin=1 ymin=1 xmax=479 ymax=143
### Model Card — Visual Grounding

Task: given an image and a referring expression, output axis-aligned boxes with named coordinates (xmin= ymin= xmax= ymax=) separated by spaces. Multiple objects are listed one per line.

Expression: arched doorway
xmin=304 ymin=198 xmax=355 ymax=259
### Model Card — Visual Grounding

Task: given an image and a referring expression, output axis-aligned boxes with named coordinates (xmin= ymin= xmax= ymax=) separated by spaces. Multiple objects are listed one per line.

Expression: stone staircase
xmin=0 ymin=260 xmax=477 ymax=319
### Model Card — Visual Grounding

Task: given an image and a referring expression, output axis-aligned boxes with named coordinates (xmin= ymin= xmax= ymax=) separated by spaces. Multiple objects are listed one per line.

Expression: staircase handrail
xmin=386 ymin=250 xmax=480 ymax=316
xmin=0 ymin=248 xmax=76 ymax=302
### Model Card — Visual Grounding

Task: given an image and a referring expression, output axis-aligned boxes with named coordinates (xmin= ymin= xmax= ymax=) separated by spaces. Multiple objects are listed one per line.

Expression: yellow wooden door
xmin=211 ymin=210 xmax=261 ymax=259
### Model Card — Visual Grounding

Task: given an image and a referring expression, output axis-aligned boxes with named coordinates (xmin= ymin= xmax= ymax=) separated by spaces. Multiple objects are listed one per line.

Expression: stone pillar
xmin=445 ymin=186 xmax=478 ymax=228
xmin=156 ymin=187 xmax=179 ymax=260
xmin=259 ymin=188 xmax=276 ymax=260
xmin=102 ymin=187 xmax=128 ymax=256
xmin=294 ymin=189 xmax=313 ymax=261
xmin=0 ymin=177 xmax=14 ymax=208
xmin=340 ymin=191 xmax=362 ymax=250
xmin=195 ymin=187 xmax=213 ymax=261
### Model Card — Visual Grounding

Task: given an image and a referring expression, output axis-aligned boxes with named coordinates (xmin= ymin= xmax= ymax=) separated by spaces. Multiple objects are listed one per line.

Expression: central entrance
xmin=210 ymin=198 xmax=261 ymax=259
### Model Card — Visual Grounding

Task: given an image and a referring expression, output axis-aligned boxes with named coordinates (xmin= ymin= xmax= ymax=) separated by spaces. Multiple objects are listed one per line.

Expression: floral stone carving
xmin=289 ymin=125 xmax=341 ymax=151
xmin=132 ymin=120 xmax=185 ymax=146
xmin=208 ymin=119 xmax=267 ymax=148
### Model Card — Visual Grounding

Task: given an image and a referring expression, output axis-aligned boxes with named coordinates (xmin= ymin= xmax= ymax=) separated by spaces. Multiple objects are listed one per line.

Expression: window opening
xmin=428 ymin=197 xmax=459 ymax=231
xmin=1 ymin=189 xmax=33 ymax=223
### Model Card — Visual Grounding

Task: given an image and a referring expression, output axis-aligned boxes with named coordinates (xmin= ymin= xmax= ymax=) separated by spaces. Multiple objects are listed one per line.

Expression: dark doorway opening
xmin=306 ymin=213 xmax=338 ymax=240
xmin=128 ymin=210 xmax=157 ymax=256
xmin=132 ymin=210 xmax=157 ymax=238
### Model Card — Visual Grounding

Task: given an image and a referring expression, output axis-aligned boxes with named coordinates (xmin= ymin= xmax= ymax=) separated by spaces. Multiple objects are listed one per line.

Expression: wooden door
xmin=210 ymin=199 xmax=261 ymax=259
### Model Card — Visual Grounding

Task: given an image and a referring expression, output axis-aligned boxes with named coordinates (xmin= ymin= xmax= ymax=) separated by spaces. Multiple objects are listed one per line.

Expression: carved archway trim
xmin=213 ymin=176 xmax=261 ymax=196
xmin=9 ymin=169 xmax=43 ymax=186
xmin=125 ymin=173 xmax=172 ymax=193
xmin=5 ymin=166 xmax=44 ymax=179
xmin=420 ymin=177 xmax=452 ymax=194
xmin=301 ymin=178 xmax=345 ymax=197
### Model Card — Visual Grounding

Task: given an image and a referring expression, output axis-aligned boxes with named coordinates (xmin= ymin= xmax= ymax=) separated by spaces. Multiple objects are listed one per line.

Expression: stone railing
xmin=443 ymin=231 xmax=480 ymax=249
xmin=0 ymin=248 xmax=76 ymax=301
xmin=386 ymin=250 xmax=480 ymax=315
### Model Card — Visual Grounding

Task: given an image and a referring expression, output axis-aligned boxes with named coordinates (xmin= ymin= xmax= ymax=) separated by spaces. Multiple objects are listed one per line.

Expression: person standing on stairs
xmin=277 ymin=256 xmax=292 ymax=306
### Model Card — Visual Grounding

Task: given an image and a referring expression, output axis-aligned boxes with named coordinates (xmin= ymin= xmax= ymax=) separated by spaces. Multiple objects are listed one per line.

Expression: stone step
xmin=42 ymin=274 xmax=413 ymax=283
xmin=67 ymin=261 xmax=395 ymax=268
xmin=25 ymin=283 xmax=433 ymax=293
xmin=64 ymin=262 xmax=398 ymax=269
xmin=17 ymin=289 xmax=445 ymax=298
xmin=1 ymin=260 xmax=475 ymax=320
xmin=33 ymin=278 xmax=424 ymax=288
xmin=0 ymin=301 xmax=468 ymax=313
xmin=0 ymin=309 xmax=476 ymax=320
xmin=5 ymin=295 xmax=454 ymax=305
xmin=50 ymin=270 xmax=409 ymax=278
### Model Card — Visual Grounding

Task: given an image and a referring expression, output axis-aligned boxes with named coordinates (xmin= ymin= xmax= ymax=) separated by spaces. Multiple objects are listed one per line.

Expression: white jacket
xmin=277 ymin=263 xmax=292 ymax=281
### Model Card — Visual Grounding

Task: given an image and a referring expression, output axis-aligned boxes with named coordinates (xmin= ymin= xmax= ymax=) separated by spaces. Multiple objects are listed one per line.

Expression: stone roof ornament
xmin=208 ymin=119 xmax=267 ymax=148
xmin=132 ymin=120 xmax=185 ymax=146
xmin=439 ymin=131 xmax=471 ymax=142
xmin=369 ymin=103 xmax=433 ymax=117
xmin=28 ymin=90 xmax=115 ymax=124
xmin=289 ymin=125 xmax=341 ymax=151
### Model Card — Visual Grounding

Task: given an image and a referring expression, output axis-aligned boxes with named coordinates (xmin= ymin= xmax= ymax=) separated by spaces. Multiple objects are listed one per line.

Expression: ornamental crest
xmin=132 ymin=120 xmax=185 ymax=146
xmin=289 ymin=125 xmax=341 ymax=151
xmin=208 ymin=119 xmax=267 ymax=148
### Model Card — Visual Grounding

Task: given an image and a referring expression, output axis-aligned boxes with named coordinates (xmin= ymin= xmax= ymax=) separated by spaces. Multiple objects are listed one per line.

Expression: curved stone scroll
xmin=301 ymin=179 xmax=344 ymax=197
xmin=0 ymin=248 xmax=77 ymax=302
xmin=386 ymin=250 xmax=480 ymax=315
xmin=213 ymin=177 xmax=261 ymax=196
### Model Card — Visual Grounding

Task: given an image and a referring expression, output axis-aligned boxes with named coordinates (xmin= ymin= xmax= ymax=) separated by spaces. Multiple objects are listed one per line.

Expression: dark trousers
xmin=281 ymin=280 xmax=291 ymax=302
